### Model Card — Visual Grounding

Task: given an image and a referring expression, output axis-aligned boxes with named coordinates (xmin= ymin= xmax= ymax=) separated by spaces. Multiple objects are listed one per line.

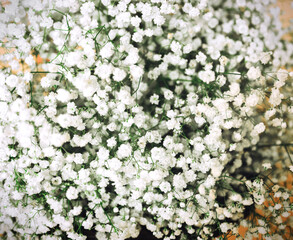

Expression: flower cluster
xmin=243 ymin=182 xmax=292 ymax=239
xmin=0 ymin=0 xmax=293 ymax=239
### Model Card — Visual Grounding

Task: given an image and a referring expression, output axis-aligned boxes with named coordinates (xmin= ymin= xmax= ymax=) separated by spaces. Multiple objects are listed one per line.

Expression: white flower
xmin=274 ymin=203 xmax=282 ymax=210
xmin=117 ymin=89 xmax=134 ymax=105
xmin=72 ymin=153 xmax=84 ymax=164
xmin=166 ymin=118 xmax=180 ymax=130
xmin=269 ymin=88 xmax=283 ymax=107
xmin=230 ymin=194 xmax=243 ymax=202
xmin=219 ymin=56 xmax=228 ymax=66
xmin=259 ymin=52 xmax=271 ymax=64
xmin=50 ymin=132 xmax=70 ymax=147
xmin=282 ymin=212 xmax=290 ymax=217
xmin=254 ymin=122 xmax=265 ymax=134
xmin=82 ymin=215 xmax=94 ymax=230
xmin=97 ymin=147 xmax=110 ymax=162
xmin=123 ymin=47 xmax=139 ymax=65
xmin=258 ymin=227 xmax=267 ymax=234
xmin=131 ymin=16 xmax=141 ymax=27
xmin=0 ymin=102 xmax=8 ymax=120
xmin=76 ymin=169 xmax=90 ymax=184
xmin=146 ymin=131 xmax=162 ymax=144
xmin=196 ymin=52 xmax=207 ymax=64
xmin=247 ymin=66 xmax=261 ymax=80
xmin=189 ymin=7 xmax=200 ymax=17
xmin=282 ymin=192 xmax=289 ymax=200
xmin=173 ymin=174 xmax=187 ymax=189
xmin=220 ymin=222 xmax=232 ymax=233
xmin=108 ymin=158 xmax=122 ymax=171
xmin=149 ymin=170 xmax=166 ymax=181
xmin=67 ymin=102 xmax=76 ymax=114
xmin=170 ymin=41 xmax=182 ymax=55
xmin=159 ymin=181 xmax=171 ymax=193
xmin=242 ymin=198 xmax=253 ymax=206
xmin=72 ymin=133 xmax=91 ymax=147
xmin=130 ymin=65 xmax=143 ymax=80
xmin=153 ymin=15 xmax=165 ymax=26
xmin=211 ymin=162 xmax=223 ymax=178
xmin=271 ymin=118 xmax=282 ymax=127
xmin=56 ymin=89 xmax=72 ymax=103
xmin=107 ymin=137 xmax=117 ymax=148
xmin=198 ymin=70 xmax=215 ymax=83
xmin=95 ymin=63 xmax=113 ymax=79
xmin=265 ymin=108 xmax=276 ymax=120
xmin=203 ymin=175 xmax=215 ymax=188
xmin=107 ymin=122 xmax=117 ymax=131
xmin=2 ymin=0 xmax=293 ymax=238
xmin=150 ymin=94 xmax=159 ymax=105
xmin=276 ymin=69 xmax=288 ymax=82
xmin=100 ymin=42 xmax=114 ymax=59
xmin=113 ymin=68 xmax=127 ymax=82
xmin=164 ymin=89 xmax=174 ymax=100
xmin=245 ymin=92 xmax=260 ymax=107
xmin=262 ymin=163 xmax=271 ymax=170
xmin=40 ymin=76 xmax=53 ymax=89
xmin=47 ymin=198 xmax=63 ymax=214
xmin=96 ymin=101 xmax=109 ymax=116
xmin=25 ymin=55 xmax=35 ymax=67
xmin=253 ymin=193 xmax=265 ymax=205
xmin=132 ymin=31 xmax=143 ymax=43
xmin=117 ymin=143 xmax=132 ymax=159
xmin=184 ymin=170 xmax=197 ymax=182
xmin=51 ymin=176 xmax=62 ymax=186
xmin=66 ymin=186 xmax=79 ymax=200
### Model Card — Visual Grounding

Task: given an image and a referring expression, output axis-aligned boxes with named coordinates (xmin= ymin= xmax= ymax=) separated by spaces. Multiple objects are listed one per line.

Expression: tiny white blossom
xmin=262 ymin=163 xmax=271 ymax=170
xmin=117 ymin=143 xmax=132 ymax=159
xmin=247 ymin=66 xmax=261 ymax=80
xmin=170 ymin=41 xmax=182 ymax=55
xmin=100 ymin=42 xmax=114 ymax=59
xmin=150 ymin=94 xmax=159 ymax=105
xmin=113 ymin=68 xmax=127 ymax=82
xmin=254 ymin=122 xmax=265 ymax=134
xmin=66 ymin=186 xmax=79 ymax=200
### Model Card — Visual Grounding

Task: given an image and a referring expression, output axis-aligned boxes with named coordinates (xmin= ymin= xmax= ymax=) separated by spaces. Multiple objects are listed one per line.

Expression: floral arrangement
xmin=0 ymin=0 xmax=293 ymax=239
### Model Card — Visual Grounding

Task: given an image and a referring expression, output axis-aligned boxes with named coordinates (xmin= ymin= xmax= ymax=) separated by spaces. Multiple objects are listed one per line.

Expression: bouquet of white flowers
xmin=0 ymin=0 xmax=293 ymax=239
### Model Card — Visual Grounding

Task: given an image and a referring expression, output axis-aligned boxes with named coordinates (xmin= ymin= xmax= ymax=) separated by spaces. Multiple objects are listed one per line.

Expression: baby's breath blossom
xmin=150 ymin=94 xmax=159 ymax=105
xmin=0 ymin=0 xmax=292 ymax=239
xmin=66 ymin=186 xmax=79 ymax=200
xmin=117 ymin=143 xmax=132 ymax=159
xmin=254 ymin=122 xmax=266 ymax=134
xmin=262 ymin=163 xmax=272 ymax=170
xmin=269 ymin=88 xmax=284 ymax=107
xmin=247 ymin=66 xmax=261 ymax=80
xmin=100 ymin=42 xmax=114 ymax=59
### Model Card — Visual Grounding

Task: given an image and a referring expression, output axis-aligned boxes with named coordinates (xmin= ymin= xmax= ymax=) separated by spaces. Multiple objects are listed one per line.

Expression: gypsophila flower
xmin=247 ymin=66 xmax=261 ymax=80
xmin=0 ymin=0 xmax=292 ymax=239
xmin=66 ymin=186 xmax=79 ymax=200
xmin=100 ymin=42 xmax=114 ymax=59
xmin=164 ymin=89 xmax=174 ymax=100
xmin=107 ymin=137 xmax=117 ymax=148
xmin=113 ymin=68 xmax=127 ymax=82
xmin=262 ymin=163 xmax=272 ymax=170
xmin=150 ymin=94 xmax=159 ymax=105
xmin=117 ymin=143 xmax=132 ymax=159
xmin=259 ymin=52 xmax=271 ymax=64
xmin=253 ymin=122 xmax=266 ymax=134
